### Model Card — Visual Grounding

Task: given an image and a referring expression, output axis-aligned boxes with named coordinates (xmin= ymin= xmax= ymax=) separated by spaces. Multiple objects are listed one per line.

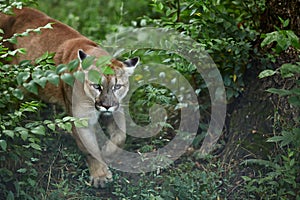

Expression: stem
xmin=177 ymin=0 xmax=180 ymax=22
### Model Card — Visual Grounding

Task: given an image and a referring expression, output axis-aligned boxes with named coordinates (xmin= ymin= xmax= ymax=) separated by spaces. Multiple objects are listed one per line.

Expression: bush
xmin=241 ymin=26 xmax=300 ymax=199
xmin=143 ymin=0 xmax=263 ymax=99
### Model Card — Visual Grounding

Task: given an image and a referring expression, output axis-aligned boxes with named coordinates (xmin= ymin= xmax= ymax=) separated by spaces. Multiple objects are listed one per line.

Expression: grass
xmin=31 ymin=125 xmax=230 ymax=200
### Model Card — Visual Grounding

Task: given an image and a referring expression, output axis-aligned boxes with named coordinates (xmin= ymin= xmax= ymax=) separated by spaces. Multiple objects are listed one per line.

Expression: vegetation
xmin=0 ymin=0 xmax=299 ymax=199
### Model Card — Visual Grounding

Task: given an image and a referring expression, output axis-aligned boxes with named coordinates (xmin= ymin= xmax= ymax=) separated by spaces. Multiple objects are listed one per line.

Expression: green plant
xmin=112 ymin=159 xmax=228 ymax=200
xmin=242 ymin=150 xmax=300 ymax=199
xmin=37 ymin=0 xmax=150 ymax=40
xmin=145 ymin=0 xmax=261 ymax=99
xmin=1 ymin=0 xmax=280 ymax=198
xmin=261 ymin=17 xmax=300 ymax=54
xmin=241 ymin=27 xmax=300 ymax=200
xmin=258 ymin=30 xmax=299 ymax=148
xmin=0 ymin=4 xmax=90 ymax=198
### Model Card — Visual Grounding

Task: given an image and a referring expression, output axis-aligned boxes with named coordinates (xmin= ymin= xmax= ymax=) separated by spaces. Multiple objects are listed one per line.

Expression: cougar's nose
xmin=95 ymin=101 xmax=118 ymax=113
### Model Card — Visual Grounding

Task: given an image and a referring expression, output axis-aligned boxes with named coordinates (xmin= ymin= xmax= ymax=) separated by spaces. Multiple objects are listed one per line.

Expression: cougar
xmin=0 ymin=7 xmax=139 ymax=187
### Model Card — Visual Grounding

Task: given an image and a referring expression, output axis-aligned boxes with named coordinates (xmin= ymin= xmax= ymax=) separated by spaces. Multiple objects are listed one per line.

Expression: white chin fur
xmin=98 ymin=106 xmax=117 ymax=112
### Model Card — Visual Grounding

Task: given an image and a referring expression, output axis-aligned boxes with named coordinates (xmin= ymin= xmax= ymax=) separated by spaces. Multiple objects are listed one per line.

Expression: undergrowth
xmin=1 ymin=0 xmax=299 ymax=199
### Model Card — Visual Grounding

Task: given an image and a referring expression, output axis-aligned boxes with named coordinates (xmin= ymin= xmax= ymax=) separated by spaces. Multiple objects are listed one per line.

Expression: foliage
xmin=242 ymin=150 xmax=300 ymax=199
xmin=241 ymin=27 xmax=300 ymax=199
xmin=260 ymin=17 xmax=300 ymax=54
xmin=0 ymin=68 xmax=86 ymax=199
xmin=0 ymin=2 xmax=89 ymax=198
xmin=112 ymin=160 xmax=227 ymax=200
xmin=259 ymin=24 xmax=299 ymax=148
xmin=37 ymin=0 xmax=150 ymax=41
xmin=0 ymin=0 xmax=37 ymax=14
xmin=144 ymin=0 xmax=262 ymax=99
xmin=3 ymin=0 xmax=299 ymax=199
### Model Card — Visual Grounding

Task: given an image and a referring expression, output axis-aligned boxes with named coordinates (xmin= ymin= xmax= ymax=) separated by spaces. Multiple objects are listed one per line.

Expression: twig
xmin=176 ymin=0 xmax=180 ymax=22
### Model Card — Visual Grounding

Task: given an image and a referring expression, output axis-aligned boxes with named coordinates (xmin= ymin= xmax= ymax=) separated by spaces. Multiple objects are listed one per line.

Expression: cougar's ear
xmin=78 ymin=49 xmax=87 ymax=62
xmin=123 ymin=57 xmax=139 ymax=75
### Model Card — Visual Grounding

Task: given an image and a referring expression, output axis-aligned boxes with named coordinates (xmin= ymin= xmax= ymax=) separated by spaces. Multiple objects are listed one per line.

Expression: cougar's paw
xmin=90 ymin=167 xmax=113 ymax=188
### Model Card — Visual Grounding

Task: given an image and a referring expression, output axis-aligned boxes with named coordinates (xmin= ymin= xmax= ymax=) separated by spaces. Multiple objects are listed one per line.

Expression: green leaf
xmin=6 ymin=191 xmax=14 ymax=200
xmin=258 ymin=69 xmax=277 ymax=79
xmin=277 ymin=33 xmax=289 ymax=50
xmin=7 ymin=37 xmax=18 ymax=44
xmin=81 ymin=56 xmax=95 ymax=70
xmin=280 ymin=63 xmax=300 ymax=78
xmin=3 ymin=130 xmax=14 ymax=138
xmin=282 ymin=18 xmax=290 ymax=28
xmin=261 ymin=32 xmax=279 ymax=48
xmin=17 ymin=168 xmax=27 ymax=173
xmin=63 ymin=122 xmax=72 ymax=133
xmin=43 ymin=120 xmax=52 ymax=124
xmin=23 ymin=81 xmax=39 ymax=95
xmin=288 ymin=96 xmax=300 ymax=107
xmin=32 ymin=69 xmax=42 ymax=79
xmin=158 ymin=2 xmax=164 ymax=10
xmin=57 ymin=122 xmax=63 ymax=128
xmin=73 ymin=71 xmax=85 ymax=83
xmin=47 ymin=123 xmax=56 ymax=131
xmin=96 ymin=56 xmax=111 ymax=67
xmin=20 ymin=130 xmax=29 ymax=141
xmin=101 ymin=66 xmax=115 ymax=75
xmin=62 ymin=116 xmax=75 ymax=122
xmin=19 ymin=60 xmax=31 ymax=67
xmin=17 ymin=71 xmax=30 ymax=85
xmin=74 ymin=118 xmax=88 ymax=128
xmin=47 ymin=72 xmax=60 ymax=86
xmin=278 ymin=131 xmax=294 ymax=147
xmin=286 ymin=30 xmax=300 ymax=49
xmin=34 ymin=77 xmax=48 ymax=88
xmin=43 ymin=23 xmax=53 ymax=29
xmin=266 ymin=88 xmax=292 ymax=96
xmin=68 ymin=59 xmax=79 ymax=71
xmin=56 ymin=64 xmax=68 ymax=74
xmin=30 ymin=143 xmax=41 ymax=150
xmin=61 ymin=73 xmax=75 ymax=86
xmin=242 ymin=159 xmax=280 ymax=169
xmin=31 ymin=125 xmax=45 ymax=135
xmin=12 ymin=88 xmax=24 ymax=100
xmin=15 ymin=127 xmax=29 ymax=141
xmin=290 ymin=88 xmax=300 ymax=95
xmin=267 ymin=135 xmax=284 ymax=143
xmin=88 ymin=70 xmax=101 ymax=84
xmin=0 ymin=140 xmax=7 ymax=151
xmin=35 ymin=52 xmax=50 ymax=64
xmin=241 ymin=176 xmax=252 ymax=182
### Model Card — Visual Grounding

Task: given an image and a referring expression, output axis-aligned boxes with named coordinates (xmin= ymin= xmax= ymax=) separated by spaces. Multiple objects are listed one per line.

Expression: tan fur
xmin=0 ymin=7 xmax=138 ymax=187
xmin=1 ymin=7 xmax=109 ymax=111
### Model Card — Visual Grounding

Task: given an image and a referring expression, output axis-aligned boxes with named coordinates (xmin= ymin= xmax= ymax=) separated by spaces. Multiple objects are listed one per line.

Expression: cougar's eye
xmin=113 ymin=84 xmax=122 ymax=91
xmin=91 ymin=84 xmax=102 ymax=91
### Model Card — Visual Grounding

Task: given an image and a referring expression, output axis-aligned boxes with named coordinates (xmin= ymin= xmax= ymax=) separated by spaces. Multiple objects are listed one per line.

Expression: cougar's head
xmin=78 ymin=49 xmax=139 ymax=115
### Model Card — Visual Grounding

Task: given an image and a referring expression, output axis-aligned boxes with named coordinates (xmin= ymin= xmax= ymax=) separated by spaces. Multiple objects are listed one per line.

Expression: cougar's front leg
xmin=102 ymin=110 xmax=126 ymax=159
xmin=86 ymin=154 xmax=112 ymax=187
xmin=72 ymin=126 xmax=112 ymax=187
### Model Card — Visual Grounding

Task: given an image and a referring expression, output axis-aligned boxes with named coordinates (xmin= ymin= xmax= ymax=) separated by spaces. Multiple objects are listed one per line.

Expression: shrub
xmin=143 ymin=0 xmax=263 ymax=99
xmin=241 ymin=26 xmax=300 ymax=199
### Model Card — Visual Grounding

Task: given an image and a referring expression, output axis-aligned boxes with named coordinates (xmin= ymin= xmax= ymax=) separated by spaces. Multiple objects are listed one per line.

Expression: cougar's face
xmin=88 ymin=72 xmax=130 ymax=113
xmin=78 ymin=50 xmax=139 ymax=115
